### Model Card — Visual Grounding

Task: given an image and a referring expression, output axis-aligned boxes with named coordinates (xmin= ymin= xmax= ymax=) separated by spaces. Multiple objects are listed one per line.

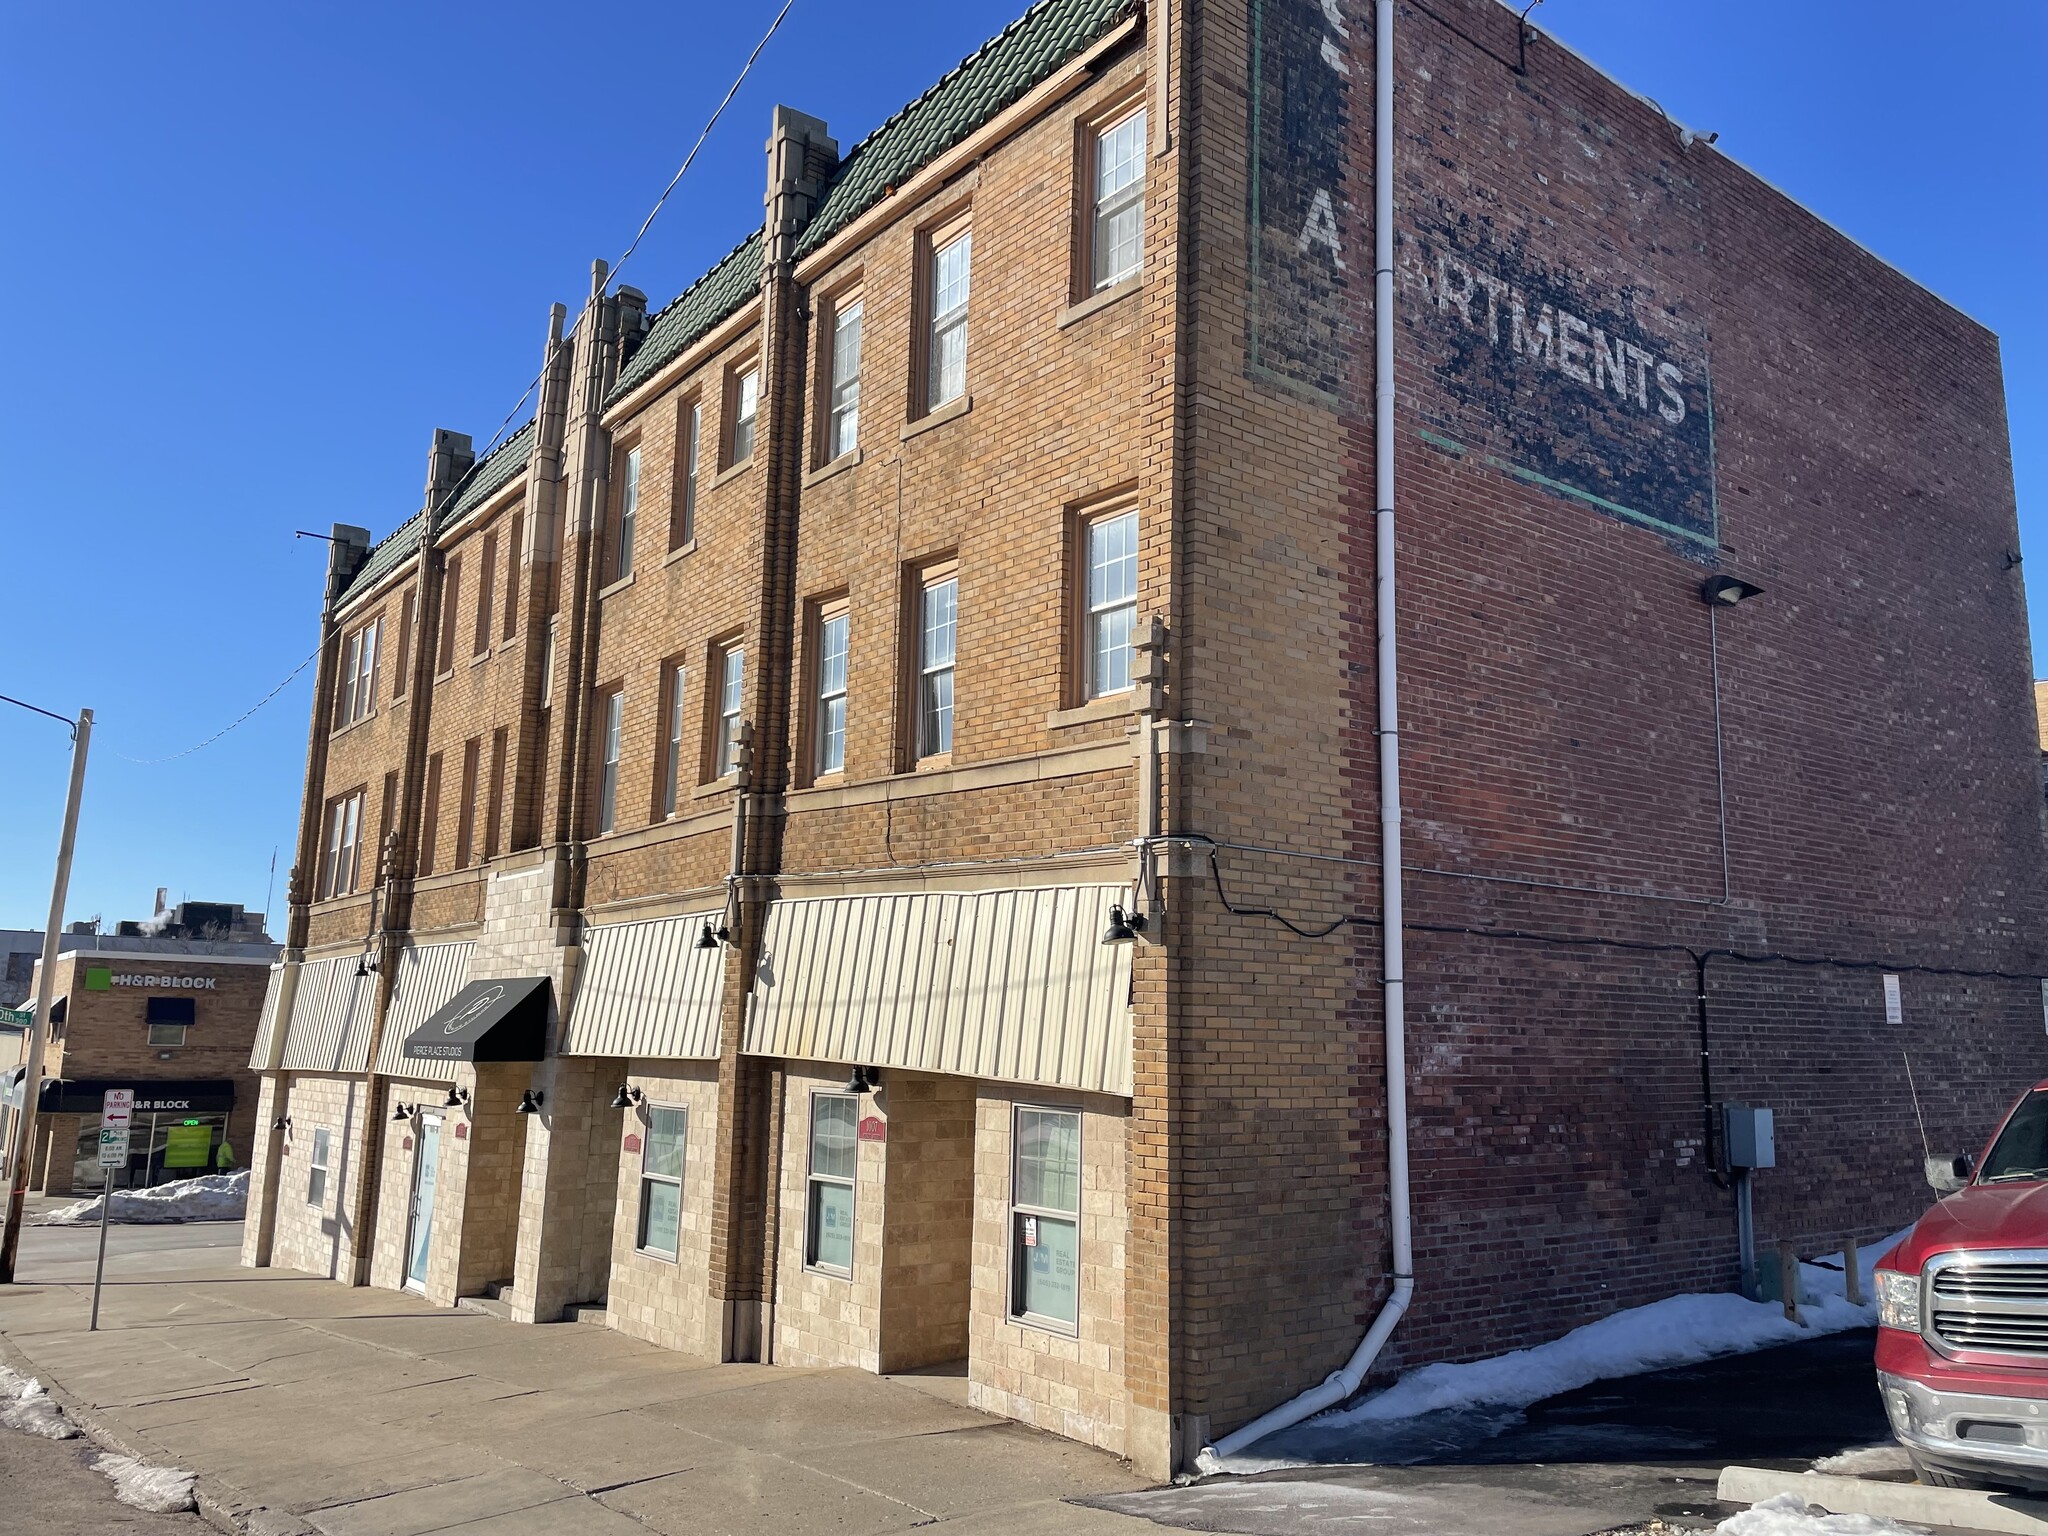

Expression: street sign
xmin=0 ymin=1006 xmax=31 ymax=1027
xmin=98 ymin=1088 xmax=133 ymax=1169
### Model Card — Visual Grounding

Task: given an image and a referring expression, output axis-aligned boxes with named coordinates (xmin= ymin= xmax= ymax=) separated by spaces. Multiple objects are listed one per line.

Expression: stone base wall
xmin=271 ymin=1075 xmax=370 ymax=1280
xmin=773 ymin=1063 xmax=885 ymax=1370
xmin=603 ymin=1060 xmax=721 ymax=1357
xmin=878 ymin=1073 xmax=975 ymax=1371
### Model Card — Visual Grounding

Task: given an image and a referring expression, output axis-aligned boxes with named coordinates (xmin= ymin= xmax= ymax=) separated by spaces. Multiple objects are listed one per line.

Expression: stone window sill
xmin=710 ymin=458 xmax=754 ymax=491
xmin=803 ymin=447 xmax=863 ymax=488
xmin=664 ymin=539 xmax=698 ymax=567
xmin=692 ymin=775 xmax=738 ymax=800
xmin=599 ymin=572 xmax=636 ymax=601
xmin=1046 ymin=692 xmax=1136 ymax=730
xmin=1057 ymin=276 xmax=1142 ymax=330
xmin=901 ymin=394 xmax=972 ymax=442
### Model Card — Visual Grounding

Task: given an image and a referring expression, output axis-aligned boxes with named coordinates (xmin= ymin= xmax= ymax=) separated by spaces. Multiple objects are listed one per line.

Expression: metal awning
xmin=401 ymin=977 xmax=550 ymax=1063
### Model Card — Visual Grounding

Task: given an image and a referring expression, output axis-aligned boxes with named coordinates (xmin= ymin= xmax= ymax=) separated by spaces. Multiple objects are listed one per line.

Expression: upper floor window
xmin=1084 ymin=509 xmax=1139 ymax=697
xmin=335 ymin=617 xmax=379 ymax=729
xmin=501 ymin=512 xmax=522 ymax=641
xmin=916 ymin=571 xmax=957 ymax=760
xmin=611 ymin=447 xmax=640 ymax=583
xmin=728 ymin=364 xmax=760 ymax=467
xmin=827 ymin=299 xmax=862 ymax=460
xmin=672 ymin=400 xmax=701 ymax=550
xmin=814 ymin=606 xmax=849 ymax=777
xmin=474 ymin=529 xmax=498 ymax=656
xmin=437 ymin=555 xmax=462 ymax=674
xmin=714 ymin=643 xmax=746 ymax=778
xmin=659 ymin=661 xmax=687 ymax=818
xmin=1090 ymin=108 xmax=1147 ymax=291
xmin=597 ymin=689 xmax=624 ymax=834
xmin=318 ymin=788 xmax=364 ymax=900
xmin=927 ymin=227 xmax=971 ymax=411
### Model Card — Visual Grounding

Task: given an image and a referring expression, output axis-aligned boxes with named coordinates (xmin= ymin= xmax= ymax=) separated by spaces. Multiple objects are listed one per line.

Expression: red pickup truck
xmin=1876 ymin=1080 xmax=2048 ymax=1490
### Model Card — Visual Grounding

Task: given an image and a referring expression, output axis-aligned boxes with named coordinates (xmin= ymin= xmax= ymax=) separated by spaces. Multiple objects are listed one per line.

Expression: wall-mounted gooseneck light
xmin=610 ymin=1085 xmax=645 ymax=1111
xmin=515 ymin=1090 xmax=545 ymax=1115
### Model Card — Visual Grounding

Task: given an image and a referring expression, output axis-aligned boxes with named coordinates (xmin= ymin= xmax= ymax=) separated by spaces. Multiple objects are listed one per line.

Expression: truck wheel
xmin=1910 ymin=1454 xmax=1996 ymax=1491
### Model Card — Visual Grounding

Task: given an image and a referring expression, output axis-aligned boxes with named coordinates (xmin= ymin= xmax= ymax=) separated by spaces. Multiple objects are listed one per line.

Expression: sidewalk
xmin=0 ymin=1222 xmax=1153 ymax=1536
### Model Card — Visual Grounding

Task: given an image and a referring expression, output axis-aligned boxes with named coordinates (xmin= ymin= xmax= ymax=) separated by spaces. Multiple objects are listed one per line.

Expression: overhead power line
xmin=113 ymin=648 xmax=319 ymax=766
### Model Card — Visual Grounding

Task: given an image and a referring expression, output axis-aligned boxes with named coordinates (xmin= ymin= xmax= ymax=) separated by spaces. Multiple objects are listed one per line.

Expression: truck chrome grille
xmin=1928 ymin=1255 xmax=2048 ymax=1358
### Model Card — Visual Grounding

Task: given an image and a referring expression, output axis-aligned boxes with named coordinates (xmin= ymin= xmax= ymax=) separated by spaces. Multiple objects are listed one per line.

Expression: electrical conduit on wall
xmin=1204 ymin=0 xmax=1413 ymax=1466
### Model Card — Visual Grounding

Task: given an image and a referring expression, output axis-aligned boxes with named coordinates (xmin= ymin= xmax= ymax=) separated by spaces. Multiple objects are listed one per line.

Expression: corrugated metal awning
xmin=247 ymin=963 xmax=287 ymax=1070
xmin=744 ymin=884 xmax=1132 ymax=1096
xmin=372 ymin=941 xmax=476 ymax=1080
xmin=277 ymin=954 xmax=376 ymax=1073
xmin=563 ymin=912 xmax=724 ymax=1060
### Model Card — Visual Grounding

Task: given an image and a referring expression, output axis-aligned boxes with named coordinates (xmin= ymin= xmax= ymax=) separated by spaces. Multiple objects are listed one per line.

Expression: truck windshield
xmin=1980 ymin=1091 xmax=2048 ymax=1183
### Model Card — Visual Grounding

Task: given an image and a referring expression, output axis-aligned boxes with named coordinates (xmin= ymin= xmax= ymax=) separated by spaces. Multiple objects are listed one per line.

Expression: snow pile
xmin=39 ymin=1170 xmax=248 ymax=1225
xmin=1200 ymin=1233 xmax=1905 ymax=1473
xmin=0 ymin=1366 xmax=77 ymax=1440
xmin=93 ymin=1452 xmax=197 ymax=1513
xmin=1717 ymin=1492 xmax=1926 ymax=1536
xmin=1809 ymin=1445 xmax=1912 ymax=1477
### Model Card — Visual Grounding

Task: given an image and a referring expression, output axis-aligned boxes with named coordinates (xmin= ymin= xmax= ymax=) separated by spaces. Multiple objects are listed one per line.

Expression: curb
xmin=0 ymin=1332 xmax=313 ymax=1536
xmin=1718 ymin=1464 xmax=2048 ymax=1534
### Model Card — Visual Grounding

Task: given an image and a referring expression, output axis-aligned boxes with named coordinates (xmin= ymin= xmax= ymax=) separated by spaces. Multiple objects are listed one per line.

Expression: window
xmin=826 ymin=299 xmax=862 ymax=460
xmin=916 ymin=572 xmax=957 ymax=760
xmin=420 ymin=753 xmax=443 ymax=874
xmin=728 ymin=365 xmax=760 ymax=466
xmin=393 ymin=590 xmax=414 ymax=699
xmin=1010 ymin=1106 xmax=1082 ymax=1329
xmin=804 ymin=1093 xmax=858 ymax=1275
xmin=597 ymin=689 xmax=624 ymax=834
xmin=335 ymin=617 xmax=380 ymax=729
xmin=672 ymin=400 xmax=702 ymax=549
xmin=380 ymin=771 xmax=399 ymax=874
xmin=147 ymin=1022 xmax=188 ymax=1048
xmin=319 ymin=789 xmax=364 ymax=900
xmin=611 ymin=447 xmax=640 ymax=583
xmin=659 ymin=662 xmax=687 ymax=817
xmin=714 ymin=644 xmax=745 ymax=778
xmin=926 ymin=228 xmax=972 ymax=411
xmin=1084 ymin=510 xmax=1139 ymax=697
xmin=474 ymin=530 xmax=498 ymax=655
xmin=636 ymin=1104 xmax=687 ymax=1258
xmin=539 ymin=622 xmax=556 ymax=709
xmin=502 ymin=512 xmax=522 ymax=640
xmin=308 ymin=1128 xmax=331 ymax=1207
xmin=813 ymin=607 xmax=849 ymax=777
xmin=484 ymin=728 xmax=508 ymax=859
xmin=455 ymin=737 xmax=481 ymax=869
xmin=146 ymin=996 xmax=193 ymax=1049
xmin=437 ymin=555 xmax=462 ymax=674
xmin=1090 ymin=107 xmax=1147 ymax=291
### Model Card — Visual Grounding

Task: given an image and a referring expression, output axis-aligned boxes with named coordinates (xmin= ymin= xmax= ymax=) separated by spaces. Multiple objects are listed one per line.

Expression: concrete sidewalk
xmin=0 ymin=1222 xmax=1153 ymax=1535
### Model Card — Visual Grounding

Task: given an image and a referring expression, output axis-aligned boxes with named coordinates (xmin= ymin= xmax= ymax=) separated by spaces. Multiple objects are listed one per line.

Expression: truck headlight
xmin=1876 ymin=1269 xmax=1921 ymax=1331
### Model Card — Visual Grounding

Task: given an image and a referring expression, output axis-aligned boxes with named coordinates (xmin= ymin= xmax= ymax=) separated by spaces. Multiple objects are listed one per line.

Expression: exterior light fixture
xmin=1701 ymin=575 xmax=1763 ymax=606
xmin=696 ymin=922 xmax=720 ymax=951
xmin=1100 ymin=904 xmax=1147 ymax=945
xmin=354 ymin=951 xmax=380 ymax=978
xmin=610 ymin=1085 xmax=644 ymax=1110
xmin=272 ymin=1116 xmax=291 ymax=1132
xmin=391 ymin=1102 xmax=413 ymax=1123
xmin=843 ymin=1065 xmax=880 ymax=1095
xmin=515 ymin=1090 xmax=545 ymax=1115
xmin=444 ymin=1086 xmax=471 ymax=1109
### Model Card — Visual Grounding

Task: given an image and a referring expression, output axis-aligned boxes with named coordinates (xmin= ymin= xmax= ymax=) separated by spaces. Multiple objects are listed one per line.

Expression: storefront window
xmin=804 ymin=1093 xmax=858 ymax=1276
xmin=636 ymin=1105 xmax=686 ymax=1258
xmin=1010 ymin=1106 xmax=1082 ymax=1330
xmin=71 ymin=1111 xmax=228 ymax=1192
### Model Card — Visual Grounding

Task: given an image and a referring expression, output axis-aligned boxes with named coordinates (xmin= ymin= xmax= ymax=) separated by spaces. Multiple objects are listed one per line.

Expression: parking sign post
xmin=90 ymin=1088 xmax=132 ymax=1331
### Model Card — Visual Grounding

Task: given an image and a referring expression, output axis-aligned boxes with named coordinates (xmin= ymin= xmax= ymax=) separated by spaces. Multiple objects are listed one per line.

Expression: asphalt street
xmin=0 ymin=1411 xmax=208 ymax=1536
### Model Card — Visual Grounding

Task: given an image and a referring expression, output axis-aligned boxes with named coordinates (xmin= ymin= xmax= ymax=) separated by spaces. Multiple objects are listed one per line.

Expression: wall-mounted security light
xmin=1701 ymin=575 xmax=1764 ymax=606
xmin=610 ymin=1085 xmax=644 ymax=1111
xmin=391 ymin=1102 xmax=414 ymax=1123
xmin=842 ymin=1065 xmax=881 ymax=1095
xmin=272 ymin=1116 xmax=292 ymax=1132
xmin=515 ymin=1090 xmax=545 ymax=1115
xmin=1100 ymin=904 xmax=1147 ymax=945
xmin=444 ymin=1086 xmax=471 ymax=1110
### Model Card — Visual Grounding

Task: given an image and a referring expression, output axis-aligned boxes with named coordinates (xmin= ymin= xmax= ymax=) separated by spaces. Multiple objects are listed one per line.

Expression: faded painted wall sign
xmin=1403 ymin=228 xmax=1718 ymax=546
xmin=1246 ymin=0 xmax=1355 ymax=401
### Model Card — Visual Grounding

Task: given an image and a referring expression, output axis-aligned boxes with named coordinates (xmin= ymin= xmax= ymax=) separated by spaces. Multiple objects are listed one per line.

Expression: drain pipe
xmin=1207 ymin=0 xmax=1412 ymax=1462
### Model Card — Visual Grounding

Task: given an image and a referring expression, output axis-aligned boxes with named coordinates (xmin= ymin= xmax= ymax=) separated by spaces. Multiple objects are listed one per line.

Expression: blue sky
xmin=2 ymin=0 xmax=2042 ymax=932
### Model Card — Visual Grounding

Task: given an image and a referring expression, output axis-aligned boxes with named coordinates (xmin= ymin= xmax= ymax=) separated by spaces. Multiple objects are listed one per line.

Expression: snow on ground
xmin=38 ymin=1170 xmax=247 ymax=1225
xmin=0 ymin=1366 xmax=77 ymax=1440
xmin=1809 ymin=1444 xmax=1913 ymax=1477
xmin=93 ymin=1452 xmax=197 ymax=1513
xmin=1716 ymin=1492 xmax=1926 ymax=1536
xmin=1201 ymin=1232 xmax=1908 ymax=1473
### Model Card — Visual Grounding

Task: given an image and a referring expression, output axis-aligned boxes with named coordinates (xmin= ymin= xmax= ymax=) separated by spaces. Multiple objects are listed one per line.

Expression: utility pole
xmin=0 ymin=704 xmax=93 ymax=1284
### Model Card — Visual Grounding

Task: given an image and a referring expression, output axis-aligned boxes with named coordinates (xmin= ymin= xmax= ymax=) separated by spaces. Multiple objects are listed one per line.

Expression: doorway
xmin=405 ymin=1113 xmax=442 ymax=1292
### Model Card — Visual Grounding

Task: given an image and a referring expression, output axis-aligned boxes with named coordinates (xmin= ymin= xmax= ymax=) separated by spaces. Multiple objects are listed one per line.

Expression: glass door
xmin=405 ymin=1114 xmax=442 ymax=1292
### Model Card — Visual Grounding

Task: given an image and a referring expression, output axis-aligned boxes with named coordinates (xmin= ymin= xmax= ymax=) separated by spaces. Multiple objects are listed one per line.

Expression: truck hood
xmin=1890 ymin=1181 xmax=2048 ymax=1270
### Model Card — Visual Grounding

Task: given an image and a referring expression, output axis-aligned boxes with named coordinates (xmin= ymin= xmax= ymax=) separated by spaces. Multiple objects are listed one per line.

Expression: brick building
xmin=240 ymin=0 xmax=2044 ymax=1475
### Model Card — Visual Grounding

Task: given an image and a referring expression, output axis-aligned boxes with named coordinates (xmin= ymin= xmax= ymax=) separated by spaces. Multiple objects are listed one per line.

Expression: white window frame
xmin=1090 ymin=106 xmax=1147 ymax=292
xmin=660 ymin=662 xmax=687 ymax=818
xmin=916 ymin=573 xmax=957 ymax=761
xmin=597 ymin=689 xmax=624 ymax=834
xmin=308 ymin=1127 xmax=331 ymax=1207
xmin=336 ymin=617 xmax=379 ymax=729
xmin=714 ymin=644 xmax=745 ymax=778
xmin=1084 ymin=509 xmax=1139 ymax=699
xmin=827 ymin=299 xmax=862 ymax=460
xmin=803 ymin=1092 xmax=859 ymax=1278
xmin=146 ymin=1022 xmax=188 ymax=1048
xmin=613 ymin=446 xmax=640 ymax=583
xmin=926 ymin=228 xmax=971 ymax=411
xmin=674 ymin=400 xmax=701 ymax=549
xmin=635 ymin=1102 xmax=687 ymax=1260
xmin=1008 ymin=1103 xmax=1083 ymax=1335
xmin=320 ymin=789 xmax=364 ymax=900
xmin=814 ymin=606 xmax=849 ymax=778
xmin=730 ymin=365 xmax=760 ymax=466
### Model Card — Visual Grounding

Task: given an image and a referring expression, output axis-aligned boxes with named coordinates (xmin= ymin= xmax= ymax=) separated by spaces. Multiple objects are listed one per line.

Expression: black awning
xmin=37 ymin=1078 xmax=236 ymax=1115
xmin=402 ymin=977 xmax=550 ymax=1063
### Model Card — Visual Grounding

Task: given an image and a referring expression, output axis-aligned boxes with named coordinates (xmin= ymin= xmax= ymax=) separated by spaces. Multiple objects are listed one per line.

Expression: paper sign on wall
xmin=1883 ymin=974 xmax=1903 ymax=1026
xmin=1023 ymin=1215 xmax=1038 ymax=1248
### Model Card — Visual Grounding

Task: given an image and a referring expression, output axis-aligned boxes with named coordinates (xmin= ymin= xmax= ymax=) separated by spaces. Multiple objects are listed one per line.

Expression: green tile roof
xmin=607 ymin=0 xmax=1137 ymax=406
xmin=338 ymin=418 xmax=536 ymax=606
xmin=797 ymin=0 xmax=1140 ymax=257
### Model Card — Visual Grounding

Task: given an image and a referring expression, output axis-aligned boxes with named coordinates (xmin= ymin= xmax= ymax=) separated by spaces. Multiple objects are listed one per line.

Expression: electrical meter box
xmin=1722 ymin=1103 xmax=1776 ymax=1169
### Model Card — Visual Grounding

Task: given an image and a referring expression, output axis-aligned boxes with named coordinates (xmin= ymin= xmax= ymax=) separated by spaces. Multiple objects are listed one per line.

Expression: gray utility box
xmin=1723 ymin=1103 xmax=1776 ymax=1169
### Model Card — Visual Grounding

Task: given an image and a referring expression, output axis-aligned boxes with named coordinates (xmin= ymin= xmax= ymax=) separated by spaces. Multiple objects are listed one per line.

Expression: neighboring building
xmin=241 ymin=0 xmax=2045 ymax=1477
xmin=0 ymin=899 xmax=277 ymax=1193
xmin=0 ymin=897 xmax=273 ymax=1008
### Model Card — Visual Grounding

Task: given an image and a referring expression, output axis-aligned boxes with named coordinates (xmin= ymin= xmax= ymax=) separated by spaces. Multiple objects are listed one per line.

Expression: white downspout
xmin=1205 ymin=0 xmax=1412 ymax=1464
